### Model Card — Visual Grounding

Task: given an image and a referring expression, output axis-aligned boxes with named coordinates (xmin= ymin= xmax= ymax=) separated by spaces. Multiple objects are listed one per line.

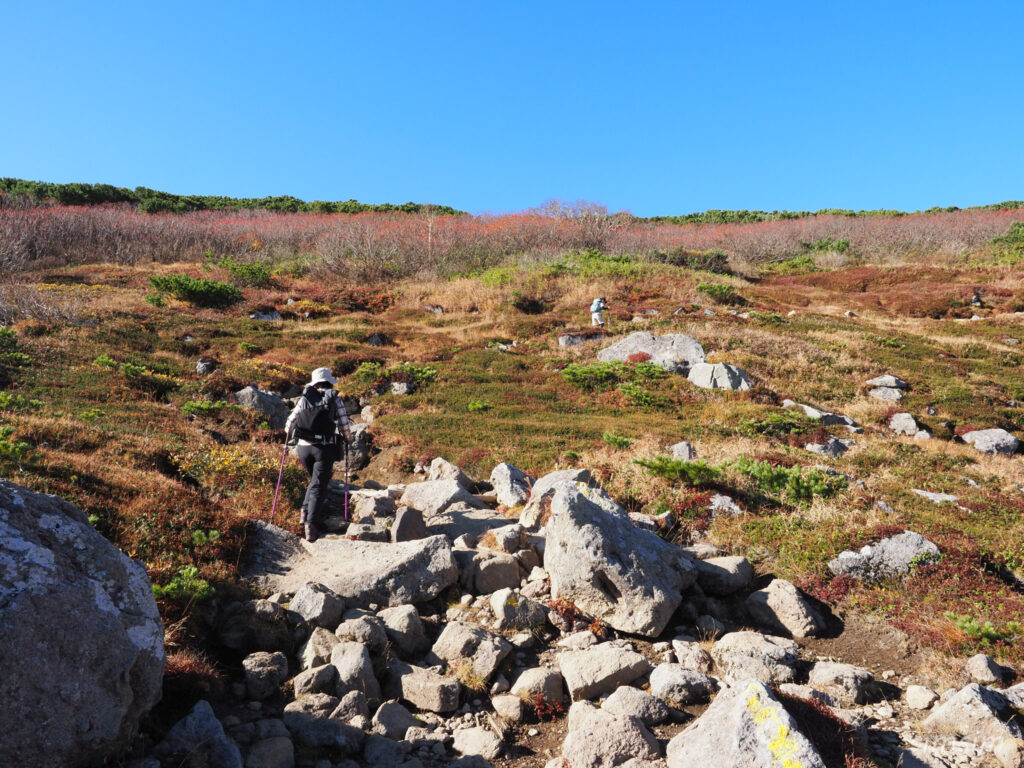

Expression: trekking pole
xmin=269 ymin=438 xmax=288 ymax=525
xmin=343 ymin=441 xmax=350 ymax=522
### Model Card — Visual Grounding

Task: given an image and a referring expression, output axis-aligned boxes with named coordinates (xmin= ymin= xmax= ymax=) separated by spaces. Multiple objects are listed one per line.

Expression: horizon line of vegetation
xmin=2 ymin=177 xmax=1022 ymax=224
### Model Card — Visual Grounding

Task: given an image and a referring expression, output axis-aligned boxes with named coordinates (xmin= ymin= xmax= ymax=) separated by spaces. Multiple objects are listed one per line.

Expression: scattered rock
xmin=244 ymin=651 xmax=289 ymax=700
xmin=519 ymin=468 xmax=595 ymax=529
xmin=544 ymin=484 xmax=696 ymax=636
xmin=290 ymin=582 xmax=345 ymax=629
xmin=905 ymin=685 xmax=939 ymax=710
xmin=965 ymin=652 xmax=1005 ymax=684
xmin=669 ymin=441 xmax=695 ymax=460
xmin=558 ymin=642 xmax=653 ymax=700
xmin=242 ymin=524 xmax=458 ymax=608
xmin=195 ymin=357 xmax=216 ymax=375
xmin=962 ymin=428 xmax=1020 ymax=456
xmin=866 ymin=374 xmax=909 ymax=389
xmin=377 ymin=605 xmax=429 ymax=658
xmin=649 ymin=664 xmax=717 ymax=705
xmin=371 ymin=701 xmax=422 ymax=740
xmin=807 ymin=661 xmax=874 ymax=705
xmin=686 ymin=362 xmax=752 ymax=391
xmin=428 ymin=621 xmax=512 ymax=683
xmin=390 ymin=507 xmax=427 ymax=542
xmin=453 ymin=726 xmax=503 ymax=760
xmin=805 ymin=436 xmax=853 ymax=457
xmin=602 ymin=686 xmax=671 ymax=725
xmin=235 ymin=386 xmax=290 ymax=429
xmin=510 ymin=667 xmax=566 ymax=706
xmin=828 ymin=530 xmax=940 ymax=582
xmin=385 ymin=661 xmax=460 ymax=713
xmin=694 ymin=555 xmax=753 ymax=596
xmin=399 ymin=479 xmax=487 ymax=517
xmin=890 ymin=412 xmax=922 ymax=435
xmin=490 ymin=587 xmax=548 ymax=631
xmin=152 ymin=700 xmax=242 ymax=768
xmin=597 ymin=331 xmax=706 ymax=374
xmin=869 ymin=387 xmax=904 ymax=402
xmin=710 ymin=631 xmax=799 ymax=685
xmin=744 ymin=578 xmax=826 ymax=638
xmin=912 ymin=489 xmax=959 ymax=505
xmin=283 ymin=693 xmax=365 ymax=752
xmin=0 ymin=480 xmax=165 ymax=768
xmin=666 ymin=679 xmax=826 ymax=768
xmin=330 ymin=641 xmax=382 ymax=705
xmin=562 ymin=707 xmax=661 ymax=767
xmin=921 ymin=684 xmax=1024 ymax=743
xmin=489 ymin=462 xmax=534 ymax=507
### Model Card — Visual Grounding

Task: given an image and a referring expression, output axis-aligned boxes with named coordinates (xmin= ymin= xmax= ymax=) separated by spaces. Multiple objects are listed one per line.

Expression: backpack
xmin=291 ymin=386 xmax=338 ymax=443
xmin=590 ymin=298 xmax=604 ymax=313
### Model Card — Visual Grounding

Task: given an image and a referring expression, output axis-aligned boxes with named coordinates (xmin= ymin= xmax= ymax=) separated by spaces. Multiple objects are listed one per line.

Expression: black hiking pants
xmin=297 ymin=443 xmax=334 ymax=530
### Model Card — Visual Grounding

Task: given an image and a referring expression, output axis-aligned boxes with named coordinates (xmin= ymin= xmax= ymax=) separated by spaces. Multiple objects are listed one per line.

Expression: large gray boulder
xmin=648 ymin=664 xmax=717 ymax=706
xmin=0 ymin=481 xmax=164 ymax=768
xmin=283 ymin=693 xmax=366 ymax=752
xmin=399 ymin=480 xmax=487 ymax=517
xmin=666 ymin=679 xmax=826 ymax=768
xmin=558 ymin=642 xmax=652 ymax=700
xmin=385 ymin=661 xmax=460 ymax=713
xmin=490 ymin=463 xmax=534 ymax=508
xmin=346 ymin=422 xmax=372 ymax=471
xmin=562 ymin=707 xmax=661 ymax=767
xmin=152 ymin=700 xmax=242 ymax=768
xmin=519 ymin=468 xmax=594 ymax=529
xmin=235 ymin=385 xmax=290 ymax=429
xmin=962 ymin=428 xmax=1020 ymax=456
xmin=544 ymin=484 xmax=696 ymax=636
xmin=745 ymin=578 xmax=826 ymax=638
xmin=427 ymin=621 xmax=512 ymax=684
xmin=331 ymin=641 xmax=382 ymax=705
xmin=597 ymin=331 xmax=706 ymax=374
xmin=427 ymin=457 xmax=475 ymax=490
xmin=921 ymin=684 xmax=1024 ymax=744
xmin=241 ymin=523 xmax=458 ymax=607
xmin=711 ymin=631 xmax=799 ymax=685
xmin=601 ymin=686 xmax=671 ymax=726
xmin=290 ymin=582 xmax=345 ymax=629
xmin=694 ymin=555 xmax=753 ymax=596
xmin=377 ymin=605 xmax=429 ymax=658
xmin=686 ymin=362 xmax=752 ymax=391
xmin=828 ymin=530 xmax=940 ymax=582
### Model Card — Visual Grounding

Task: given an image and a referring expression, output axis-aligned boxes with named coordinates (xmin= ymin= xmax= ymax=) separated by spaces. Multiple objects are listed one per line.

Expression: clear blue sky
xmin=3 ymin=1 xmax=1022 ymax=216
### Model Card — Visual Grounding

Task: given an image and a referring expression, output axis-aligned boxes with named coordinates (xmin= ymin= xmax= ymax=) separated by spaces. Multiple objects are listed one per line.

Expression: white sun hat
xmin=309 ymin=367 xmax=339 ymax=386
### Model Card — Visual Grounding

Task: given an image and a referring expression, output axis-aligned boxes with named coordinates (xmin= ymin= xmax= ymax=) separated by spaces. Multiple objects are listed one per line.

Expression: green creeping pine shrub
xmin=733 ymin=457 xmax=847 ymax=503
xmin=634 ymin=456 xmax=722 ymax=486
xmin=0 ymin=327 xmax=31 ymax=368
xmin=181 ymin=399 xmax=232 ymax=416
xmin=148 ymin=274 xmax=243 ymax=307
xmin=0 ymin=392 xmax=42 ymax=411
xmin=392 ymin=362 xmax=438 ymax=386
xmin=0 ymin=426 xmax=31 ymax=463
xmin=144 ymin=292 xmax=165 ymax=307
xmin=991 ymin=221 xmax=1024 ymax=245
xmin=618 ymin=380 xmax=655 ymax=407
xmin=93 ymin=353 xmax=117 ymax=369
xmin=738 ymin=412 xmax=811 ymax=438
xmin=602 ymin=432 xmax=634 ymax=449
xmin=561 ymin=360 xmax=665 ymax=392
xmin=762 ymin=255 xmax=818 ymax=275
xmin=191 ymin=529 xmax=221 ymax=546
xmin=695 ymin=282 xmax=736 ymax=304
xmin=212 ymin=254 xmax=272 ymax=287
xmin=467 ymin=400 xmax=490 ymax=412
xmin=804 ymin=236 xmax=850 ymax=252
xmin=151 ymin=565 xmax=214 ymax=602
xmin=945 ymin=612 xmax=1020 ymax=644
xmin=354 ymin=361 xmax=385 ymax=384
xmin=237 ymin=341 xmax=264 ymax=356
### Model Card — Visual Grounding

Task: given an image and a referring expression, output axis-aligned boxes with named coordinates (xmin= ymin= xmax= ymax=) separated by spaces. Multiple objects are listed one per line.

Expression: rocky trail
xmin=5 ymin=328 xmax=1024 ymax=768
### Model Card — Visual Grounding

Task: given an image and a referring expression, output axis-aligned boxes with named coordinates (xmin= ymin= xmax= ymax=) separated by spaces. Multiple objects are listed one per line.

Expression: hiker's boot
xmin=304 ymin=524 xmax=317 ymax=543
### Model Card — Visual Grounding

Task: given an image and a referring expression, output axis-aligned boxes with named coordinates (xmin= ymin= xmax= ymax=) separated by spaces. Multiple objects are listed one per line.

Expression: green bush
xmin=738 ymin=412 xmax=811 ymax=438
xmin=561 ymin=360 xmax=665 ymax=392
xmin=0 ymin=327 xmax=31 ymax=369
xmin=213 ymin=254 xmax=272 ymax=287
xmin=354 ymin=361 xmax=385 ymax=384
xmin=0 ymin=425 xmax=31 ymax=464
xmin=618 ymin=380 xmax=655 ymax=406
xmin=393 ymin=362 xmax=438 ymax=386
xmin=148 ymin=274 xmax=243 ymax=308
xmin=634 ymin=456 xmax=721 ymax=486
xmin=144 ymin=292 xmax=165 ymax=307
xmin=733 ymin=457 xmax=846 ymax=503
xmin=602 ymin=432 xmax=634 ymax=449
xmin=0 ymin=391 xmax=41 ymax=411
xmin=991 ymin=221 xmax=1024 ymax=245
xmin=467 ymin=400 xmax=491 ymax=412
xmin=762 ymin=255 xmax=818 ymax=275
xmin=181 ymin=399 xmax=232 ymax=416
xmin=652 ymin=247 xmax=731 ymax=274
xmin=695 ymin=282 xmax=736 ymax=304
xmin=151 ymin=565 xmax=214 ymax=602
xmin=93 ymin=353 xmax=117 ymax=369
xmin=804 ymin=236 xmax=850 ymax=253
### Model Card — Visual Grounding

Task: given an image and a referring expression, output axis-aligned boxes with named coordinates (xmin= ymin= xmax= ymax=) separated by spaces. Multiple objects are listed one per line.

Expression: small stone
xmin=906 ymin=685 xmax=939 ymax=710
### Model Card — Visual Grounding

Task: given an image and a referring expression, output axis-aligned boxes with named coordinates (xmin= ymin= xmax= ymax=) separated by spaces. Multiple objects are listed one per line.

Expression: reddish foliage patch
xmin=798 ymin=574 xmax=856 ymax=605
xmin=626 ymin=351 xmax=652 ymax=363
xmin=531 ymin=693 xmax=566 ymax=722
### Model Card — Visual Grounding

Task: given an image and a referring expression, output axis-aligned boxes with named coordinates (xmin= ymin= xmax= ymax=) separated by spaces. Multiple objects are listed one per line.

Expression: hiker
xmin=285 ymin=367 xmax=352 ymax=542
xmin=590 ymin=296 xmax=609 ymax=327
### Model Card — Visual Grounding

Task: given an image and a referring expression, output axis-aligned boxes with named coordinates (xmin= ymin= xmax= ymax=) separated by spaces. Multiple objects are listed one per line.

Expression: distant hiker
xmin=285 ymin=367 xmax=352 ymax=542
xmin=590 ymin=296 xmax=609 ymax=327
